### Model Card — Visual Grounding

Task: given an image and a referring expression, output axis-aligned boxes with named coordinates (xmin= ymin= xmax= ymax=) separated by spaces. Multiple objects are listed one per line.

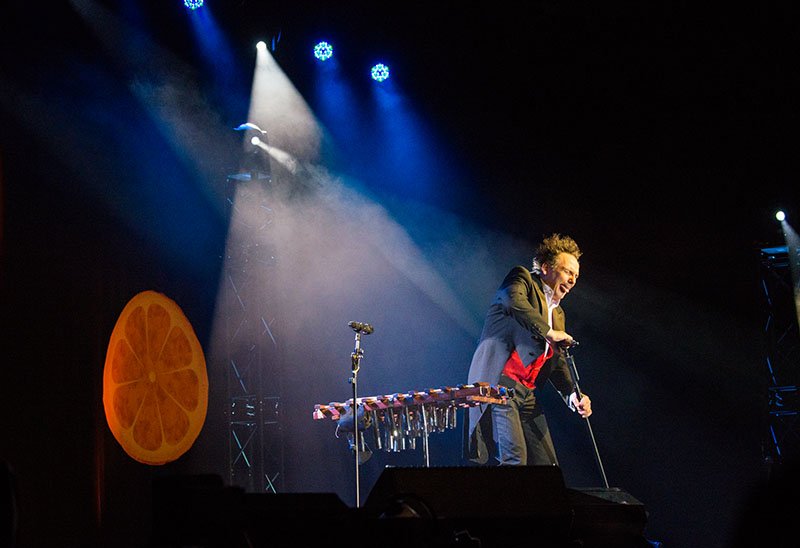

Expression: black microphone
xmin=560 ymin=338 xmax=580 ymax=349
xmin=348 ymin=321 xmax=374 ymax=334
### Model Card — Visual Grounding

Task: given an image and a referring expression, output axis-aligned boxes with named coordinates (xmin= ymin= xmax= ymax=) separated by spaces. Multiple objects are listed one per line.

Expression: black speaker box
xmin=150 ymin=475 xmax=356 ymax=547
xmin=567 ymin=487 xmax=649 ymax=547
xmin=362 ymin=465 xmax=574 ymax=547
xmin=362 ymin=466 xmax=650 ymax=548
xmin=149 ymin=471 xmax=650 ymax=548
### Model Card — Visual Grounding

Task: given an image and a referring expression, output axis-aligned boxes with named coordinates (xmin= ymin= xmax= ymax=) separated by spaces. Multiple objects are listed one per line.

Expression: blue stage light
xmin=314 ymin=41 xmax=333 ymax=61
xmin=184 ymin=0 xmax=203 ymax=9
xmin=371 ymin=63 xmax=390 ymax=82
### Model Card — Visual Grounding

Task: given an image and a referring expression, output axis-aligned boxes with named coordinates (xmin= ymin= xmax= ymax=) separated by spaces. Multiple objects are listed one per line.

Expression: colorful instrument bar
xmin=312 ymin=382 xmax=510 ymax=421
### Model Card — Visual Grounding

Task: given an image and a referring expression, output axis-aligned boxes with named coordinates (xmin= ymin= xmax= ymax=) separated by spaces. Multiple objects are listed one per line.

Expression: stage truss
xmin=760 ymin=245 xmax=800 ymax=467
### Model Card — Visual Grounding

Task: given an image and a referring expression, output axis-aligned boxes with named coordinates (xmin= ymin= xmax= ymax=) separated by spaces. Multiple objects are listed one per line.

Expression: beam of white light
xmin=243 ymin=44 xmax=481 ymax=333
xmin=312 ymin=178 xmax=484 ymax=337
xmin=243 ymin=40 xmax=322 ymax=165
xmin=251 ymin=141 xmax=298 ymax=174
xmin=245 ymin=135 xmax=482 ymax=336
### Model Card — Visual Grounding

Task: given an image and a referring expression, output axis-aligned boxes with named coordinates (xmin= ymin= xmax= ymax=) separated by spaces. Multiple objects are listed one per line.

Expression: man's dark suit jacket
xmin=465 ymin=265 xmax=577 ymax=464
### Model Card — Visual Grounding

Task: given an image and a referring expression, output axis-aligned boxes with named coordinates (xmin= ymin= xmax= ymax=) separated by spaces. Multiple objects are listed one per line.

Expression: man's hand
xmin=570 ymin=392 xmax=592 ymax=418
xmin=546 ymin=328 xmax=574 ymax=348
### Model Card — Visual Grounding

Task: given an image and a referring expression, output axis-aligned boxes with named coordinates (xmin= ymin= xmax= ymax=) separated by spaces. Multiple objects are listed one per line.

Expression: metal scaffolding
xmin=760 ymin=245 xmax=800 ymax=468
xmin=224 ymin=172 xmax=284 ymax=493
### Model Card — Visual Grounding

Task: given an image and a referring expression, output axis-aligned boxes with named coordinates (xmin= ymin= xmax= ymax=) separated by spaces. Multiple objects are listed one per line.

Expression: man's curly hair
xmin=531 ymin=233 xmax=582 ymax=274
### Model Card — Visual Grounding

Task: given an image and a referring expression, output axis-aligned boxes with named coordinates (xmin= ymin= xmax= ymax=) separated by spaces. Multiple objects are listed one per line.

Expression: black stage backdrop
xmin=1 ymin=2 xmax=798 ymax=547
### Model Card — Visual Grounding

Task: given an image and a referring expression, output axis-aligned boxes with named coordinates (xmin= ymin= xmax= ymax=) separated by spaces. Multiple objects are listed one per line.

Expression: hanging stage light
xmin=314 ymin=41 xmax=334 ymax=61
xmin=183 ymin=0 xmax=203 ymax=10
xmin=371 ymin=63 xmax=390 ymax=82
xmin=234 ymin=122 xmax=267 ymax=134
xmin=776 ymin=210 xmax=787 ymax=222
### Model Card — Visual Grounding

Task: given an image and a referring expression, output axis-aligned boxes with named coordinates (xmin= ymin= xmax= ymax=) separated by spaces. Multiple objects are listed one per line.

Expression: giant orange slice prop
xmin=103 ymin=290 xmax=209 ymax=465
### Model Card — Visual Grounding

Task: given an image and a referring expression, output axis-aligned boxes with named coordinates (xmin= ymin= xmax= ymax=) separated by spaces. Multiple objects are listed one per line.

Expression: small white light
xmin=776 ymin=210 xmax=786 ymax=222
xmin=251 ymin=136 xmax=261 ymax=146
xmin=256 ymin=41 xmax=267 ymax=51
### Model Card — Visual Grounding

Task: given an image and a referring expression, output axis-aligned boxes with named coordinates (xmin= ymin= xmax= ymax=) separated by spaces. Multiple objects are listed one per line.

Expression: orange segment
xmin=103 ymin=290 xmax=208 ymax=465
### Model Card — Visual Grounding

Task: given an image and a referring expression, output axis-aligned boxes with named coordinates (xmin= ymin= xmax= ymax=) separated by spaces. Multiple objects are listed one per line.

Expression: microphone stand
xmin=348 ymin=321 xmax=372 ymax=507
xmin=564 ymin=343 xmax=609 ymax=489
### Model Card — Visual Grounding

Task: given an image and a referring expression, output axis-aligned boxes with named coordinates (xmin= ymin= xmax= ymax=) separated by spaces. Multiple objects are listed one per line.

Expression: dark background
xmin=1 ymin=1 xmax=798 ymax=547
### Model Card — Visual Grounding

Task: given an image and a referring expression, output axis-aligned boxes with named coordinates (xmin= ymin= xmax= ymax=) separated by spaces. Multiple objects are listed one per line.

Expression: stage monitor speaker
xmin=362 ymin=465 xmax=573 ymax=547
xmin=151 ymin=474 xmax=356 ymax=547
xmin=567 ymin=487 xmax=650 ymax=547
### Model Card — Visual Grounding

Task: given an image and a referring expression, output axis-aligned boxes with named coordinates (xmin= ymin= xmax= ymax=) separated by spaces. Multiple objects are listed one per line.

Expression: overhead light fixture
xmin=370 ymin=63 xmax=390 ymax=82
xmin=314 ymin=41 xmax=334 ymax=61
xmin=233 ymin=122 xmax=267 ymax=134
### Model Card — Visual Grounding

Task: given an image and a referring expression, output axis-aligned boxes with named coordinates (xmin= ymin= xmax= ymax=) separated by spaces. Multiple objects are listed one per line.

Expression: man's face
xmin=541 ymin=252 xmax=580 ymax=302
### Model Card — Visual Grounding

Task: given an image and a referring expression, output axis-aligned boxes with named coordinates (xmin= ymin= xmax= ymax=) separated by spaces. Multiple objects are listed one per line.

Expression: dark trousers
xmin=492 ymin=375 xmax=559 ymax=466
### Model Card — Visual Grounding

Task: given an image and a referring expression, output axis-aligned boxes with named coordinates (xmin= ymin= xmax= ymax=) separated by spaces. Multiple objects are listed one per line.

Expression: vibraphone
xmin=313 ymin=382 xmax=511 ymax=466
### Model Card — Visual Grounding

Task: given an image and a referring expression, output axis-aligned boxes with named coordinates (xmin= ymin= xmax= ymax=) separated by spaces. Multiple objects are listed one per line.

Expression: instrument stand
xmin=420 ymin=405 xmax=430 ymax=467
xmin=564 ymin=344 xmax=610 ymax=489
